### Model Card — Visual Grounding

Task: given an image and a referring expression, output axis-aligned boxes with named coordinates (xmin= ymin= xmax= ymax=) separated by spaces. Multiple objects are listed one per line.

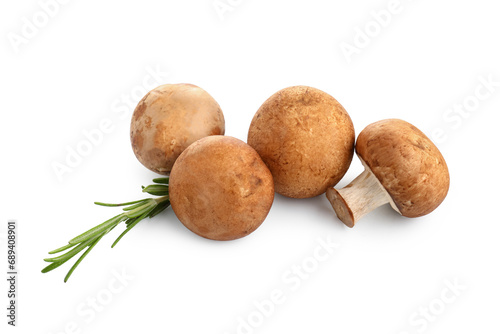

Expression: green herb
xmin=42 ymin=178 xmax=170 ymax=282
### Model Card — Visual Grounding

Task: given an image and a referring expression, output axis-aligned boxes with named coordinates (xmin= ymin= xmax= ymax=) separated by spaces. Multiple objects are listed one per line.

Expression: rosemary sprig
xmin=42 ymin=177 xmax=170 ymax=282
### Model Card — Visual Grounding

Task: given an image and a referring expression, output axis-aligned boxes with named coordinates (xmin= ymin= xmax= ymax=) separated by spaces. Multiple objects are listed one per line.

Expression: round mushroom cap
xmin=130 ymin=83 xmax=225 ymax=175
xmin=247 ymin=86 xmax=355 ymax=199
xmin=169 ymin=136 xmax=274 ymax=241
xmin=356 ymin=119 xmax=450 ymax=218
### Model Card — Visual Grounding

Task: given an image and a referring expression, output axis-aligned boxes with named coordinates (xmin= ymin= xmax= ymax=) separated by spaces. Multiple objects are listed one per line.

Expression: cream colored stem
xmin=326 ymin=167 xmax=393 ymax=227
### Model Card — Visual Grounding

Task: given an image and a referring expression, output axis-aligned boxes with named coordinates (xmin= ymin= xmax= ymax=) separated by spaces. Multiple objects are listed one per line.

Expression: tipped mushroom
xmin=326 ymin=119 xmax=450 ymax=227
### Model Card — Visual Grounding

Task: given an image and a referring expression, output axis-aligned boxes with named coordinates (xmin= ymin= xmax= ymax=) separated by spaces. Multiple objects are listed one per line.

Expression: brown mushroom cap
xmin=130 ymin=83 xmax=225 ymax=175
xmin=247 ymin=86 xmax=355 ymax=198
xmin=356 ymin=119 xmax=450 ymax=217
xmin=169 ymin=136 xmax=274 ymax=241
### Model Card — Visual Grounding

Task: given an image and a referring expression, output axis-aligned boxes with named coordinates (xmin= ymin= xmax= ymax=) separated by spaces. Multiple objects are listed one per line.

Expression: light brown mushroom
xmin=247 ymin=86 xmax=355 ymax=199
xmin=130 ymin=83 xmax=225 ymax=175
xmin=326 ymin=119 xmax=450 ymax=227
xmin=169 ymin=136 xmax=274 ymax=241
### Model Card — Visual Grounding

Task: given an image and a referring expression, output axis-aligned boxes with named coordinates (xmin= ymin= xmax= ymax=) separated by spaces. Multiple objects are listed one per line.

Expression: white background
xmin=1 ymin=0 xmax=499 ymax=333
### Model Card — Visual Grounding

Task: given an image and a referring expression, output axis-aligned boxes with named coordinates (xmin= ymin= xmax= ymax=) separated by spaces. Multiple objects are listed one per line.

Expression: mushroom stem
xmin=326 ymin=167 xmax=396 ymax=227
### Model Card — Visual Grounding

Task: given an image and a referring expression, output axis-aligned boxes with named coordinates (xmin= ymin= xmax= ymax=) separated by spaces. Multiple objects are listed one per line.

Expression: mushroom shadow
xmin=272 ymin=192 xmax=347 ymax=233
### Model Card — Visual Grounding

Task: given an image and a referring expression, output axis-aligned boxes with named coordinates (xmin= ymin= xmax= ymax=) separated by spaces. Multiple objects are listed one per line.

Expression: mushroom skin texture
xmin=130 ymin=83 xmax=225 ymax=175
xmin=326 ymin=119 xmax=450 ymax=227
xmin=247 ymin=86 xmax=355 ymax=199
xmin=169 ymin=136 xmax=274 ymax=241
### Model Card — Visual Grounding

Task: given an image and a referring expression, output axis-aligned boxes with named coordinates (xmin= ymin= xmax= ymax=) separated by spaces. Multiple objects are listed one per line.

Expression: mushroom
xmin=130 ymin=83 xmax=225 ymax=175
xmin=247 ymin=86 xmax=355 ymax=198
xmin=169 ymin=136 xmax=274 ymax=241
xmin=326 ymin=119 xmax=450 ymax=227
